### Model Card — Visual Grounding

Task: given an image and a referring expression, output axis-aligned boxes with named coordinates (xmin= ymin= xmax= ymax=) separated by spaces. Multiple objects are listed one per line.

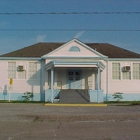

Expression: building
xmin=0 ymin=39 xmax=140 ymax=103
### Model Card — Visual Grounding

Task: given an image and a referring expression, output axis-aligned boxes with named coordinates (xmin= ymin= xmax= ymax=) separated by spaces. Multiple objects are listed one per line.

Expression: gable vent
xmin=69 ymin=46 xmax=80 ymax=52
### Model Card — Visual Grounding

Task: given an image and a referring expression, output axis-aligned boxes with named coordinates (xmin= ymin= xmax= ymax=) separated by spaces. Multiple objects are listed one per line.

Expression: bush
xmin=112 ymin=92 xmax=123 ymax=102
xmin=22 ymin=91 xmax=34 ymax=101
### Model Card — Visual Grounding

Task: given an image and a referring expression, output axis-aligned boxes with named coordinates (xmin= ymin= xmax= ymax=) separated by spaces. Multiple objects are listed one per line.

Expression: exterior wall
xmin=44 ymin=68 xmax=67 ymax=90
xmin=82 ymin=68 xmax=97 ymax=89
xmin=0 ymin=60 xmax=41 ymax=101
xmin=100 ymin=64 xmax=107 ymax=98
xmin=43 ymin=59 xmax=140 ymax=102
xmin=55 ymin=68 xmax=66 ymax=89
xmin=107 ymin=60 xmax=140 ymax=101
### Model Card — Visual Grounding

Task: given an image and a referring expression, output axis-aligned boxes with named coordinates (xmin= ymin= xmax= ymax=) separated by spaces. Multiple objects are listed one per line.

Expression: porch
xmin=44 ymin=60 xmax=105 ymax=103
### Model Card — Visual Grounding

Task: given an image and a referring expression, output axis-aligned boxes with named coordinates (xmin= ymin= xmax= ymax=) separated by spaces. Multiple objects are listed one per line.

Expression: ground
xmin=0 ymin=103 xmax=140 ymax=140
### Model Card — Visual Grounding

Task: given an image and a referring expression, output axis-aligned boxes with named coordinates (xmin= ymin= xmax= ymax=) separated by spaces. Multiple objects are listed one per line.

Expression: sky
xmin=0 ymin=0 xmax=140 ymax=55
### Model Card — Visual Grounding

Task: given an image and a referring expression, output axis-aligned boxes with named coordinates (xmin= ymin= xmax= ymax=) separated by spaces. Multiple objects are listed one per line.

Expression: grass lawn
xmin=0 ymin=100 xmax=140 ymax=106
xmin=104 ymin=101 xmax=140 ymax=105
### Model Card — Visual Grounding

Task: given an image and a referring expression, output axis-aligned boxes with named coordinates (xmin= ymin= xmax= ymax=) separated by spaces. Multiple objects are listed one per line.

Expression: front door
xmin=67 ymin=70 xmax=82 ymax=89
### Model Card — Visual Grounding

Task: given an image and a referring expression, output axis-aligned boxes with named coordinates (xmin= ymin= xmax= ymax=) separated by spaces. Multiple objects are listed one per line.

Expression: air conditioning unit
xmin=17 ymin=65 xmax=25 ymax=71
xmin=123 ymin=66 xmax=130 ymax=72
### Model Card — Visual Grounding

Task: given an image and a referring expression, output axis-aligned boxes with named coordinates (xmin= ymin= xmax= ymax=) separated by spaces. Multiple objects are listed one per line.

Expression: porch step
xmin=60 ymin=89 xmax=90 ymax=103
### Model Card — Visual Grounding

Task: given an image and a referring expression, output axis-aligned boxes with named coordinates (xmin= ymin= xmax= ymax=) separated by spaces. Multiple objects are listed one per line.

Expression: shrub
xmin=22 ymin=91 xmax=34 ymax=101
xmin=112 ymin=92 xmax=123 ymax=102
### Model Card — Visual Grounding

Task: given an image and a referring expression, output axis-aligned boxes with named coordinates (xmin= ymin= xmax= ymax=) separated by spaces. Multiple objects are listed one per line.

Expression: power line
xmin=0 ymin=29 xmax=140 ymax=31
xmin=0 ymin=12 xmax=140 ymax=15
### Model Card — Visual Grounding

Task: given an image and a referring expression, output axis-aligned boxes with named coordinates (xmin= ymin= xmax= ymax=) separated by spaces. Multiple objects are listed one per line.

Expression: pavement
xmin=0 ymin=103 xmax=140 ymax=140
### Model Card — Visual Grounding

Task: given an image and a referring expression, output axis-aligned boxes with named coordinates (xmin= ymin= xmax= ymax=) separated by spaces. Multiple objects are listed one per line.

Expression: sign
xmin=9 ymin=78 xmax=13 ymax=85
xmin=9 ymin=78 xmax=13 ymax=102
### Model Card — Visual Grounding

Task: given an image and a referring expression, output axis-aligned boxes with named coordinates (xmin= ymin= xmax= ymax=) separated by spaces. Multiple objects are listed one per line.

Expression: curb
xmin=44 ymin=103 xmax=107 ymax=107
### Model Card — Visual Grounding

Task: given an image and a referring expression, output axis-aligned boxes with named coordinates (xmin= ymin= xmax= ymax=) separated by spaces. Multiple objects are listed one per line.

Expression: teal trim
xmin=43 ymin=56 xmax=107 ymax=59
xmin=44 ymin=60 xmax=106 ymax=70
xmin=0 ymin=92 xmax=42 ymax=101
xmin=40 ymin=59 xmax=45 ymax=101
xmin=106 ymin=93 xmax=140 ymax=101
xmin=44 ymin=61 xmax=54 ymax=70
xmin=66 ymin=69 xmax=82 ymax=89
xmin=89 ymin=90 xmax=103 ymax=103
xmin=108 ymin=58 xmax=140 ymax=61
xmin=45 ymin=89 xmax=60 ymax=102
xmin=51 ymin=67 xmax=54 ymax=103
xmin=0 ymin=57 xmax=41 ymax=60
xmin=69 ymin=46 xmax=80 ymax=52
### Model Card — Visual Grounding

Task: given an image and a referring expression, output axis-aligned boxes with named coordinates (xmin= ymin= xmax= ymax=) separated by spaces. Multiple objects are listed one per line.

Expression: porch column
xmin=97 ymin=64 xmax=100 ymax=103
xmin=51 ymin=67 xmax=54 ymax=103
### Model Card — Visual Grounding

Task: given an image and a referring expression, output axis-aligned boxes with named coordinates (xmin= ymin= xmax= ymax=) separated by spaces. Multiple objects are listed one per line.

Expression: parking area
xmin=0 ymin=103 xmax=140 ymax=140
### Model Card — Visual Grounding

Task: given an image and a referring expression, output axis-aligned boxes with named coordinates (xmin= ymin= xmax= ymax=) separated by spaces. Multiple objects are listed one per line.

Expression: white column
xmin=97 ymin=65 xmax=100 ymax=103
xmin=51 ymin=67 xmax=54 ymax=103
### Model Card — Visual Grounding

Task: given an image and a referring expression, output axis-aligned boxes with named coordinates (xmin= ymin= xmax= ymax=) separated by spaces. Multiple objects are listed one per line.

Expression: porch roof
xmin=44 ymin=60 xmax=105 ymax=70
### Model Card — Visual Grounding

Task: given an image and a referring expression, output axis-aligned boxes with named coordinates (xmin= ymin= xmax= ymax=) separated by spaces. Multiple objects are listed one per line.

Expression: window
xmin=18 ymin=71 xmax=26 ymax=79
xmin=112 ymin=63 xmax=121 ymax=79
xmin=69 ymin=46 xmax=80 ymax=52
xmin=8 ymin=62 xmax=16 ymax=79
xmin=68 ymin=72 xmax=73 ymax=80
xmin=133 ymin=63 xmax=140 ymax=79
xmin=28 ymin=62 xmax=37 ymax=79
xmin=75 ymin=72 xmax=80 ymax=80
xmin=122 ymin=71 xmax=131 ymax=79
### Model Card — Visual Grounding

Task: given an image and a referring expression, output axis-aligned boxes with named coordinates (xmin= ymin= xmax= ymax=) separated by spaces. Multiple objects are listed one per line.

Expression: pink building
xmin=0 ymin=39 xmax=140 ymax=103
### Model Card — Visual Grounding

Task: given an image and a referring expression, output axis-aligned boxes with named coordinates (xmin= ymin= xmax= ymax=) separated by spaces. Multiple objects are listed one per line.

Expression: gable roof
xmin=86 ymin=43 xmax=140 ymax=58
xmin=42 ymin=39 xmax=106 ymax=58
xmin=1 ymin=41 xmax=140 ymax=58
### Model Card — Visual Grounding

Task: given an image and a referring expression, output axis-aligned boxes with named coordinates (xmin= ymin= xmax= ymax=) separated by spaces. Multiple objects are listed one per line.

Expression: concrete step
xmin=60 ymin=89 xmax=90 ymax=103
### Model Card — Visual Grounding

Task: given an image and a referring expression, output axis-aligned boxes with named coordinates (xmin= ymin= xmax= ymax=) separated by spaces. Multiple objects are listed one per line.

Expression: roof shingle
xmin=1 ymin=42 xmax=140 ymax=58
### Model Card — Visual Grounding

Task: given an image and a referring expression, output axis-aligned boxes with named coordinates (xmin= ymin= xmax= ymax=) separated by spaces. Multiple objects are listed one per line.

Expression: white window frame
xmin=122 ymin=71 xmax=131 ymax=80
xmin=8 ymin=62 xmax=16 ymax=79
xmin=112 ymin=63 xmax=121 ymax=80
xmin=28 ymin=62 xmax=37 ymax=80
xmin=18 ymin=70 xmax=26 ymax=79
xmin=133 ymin=63 xmax=140 ymax=80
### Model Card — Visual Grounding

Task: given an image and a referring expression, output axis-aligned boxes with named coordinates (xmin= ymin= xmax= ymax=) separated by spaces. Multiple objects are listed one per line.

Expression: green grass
xmin=0 ymin=100 xmax=140 ymax=105
xmin=104 ymin=101 xmax=140 ymax=105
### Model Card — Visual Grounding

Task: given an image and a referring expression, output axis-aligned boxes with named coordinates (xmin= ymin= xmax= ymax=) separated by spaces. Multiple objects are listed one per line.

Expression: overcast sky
xmin=0 ymin=0 xmax=140 ymax=55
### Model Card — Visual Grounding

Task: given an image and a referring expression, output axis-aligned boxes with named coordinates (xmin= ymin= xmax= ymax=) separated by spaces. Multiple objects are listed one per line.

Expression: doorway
xmin=67 ymin=70 xmax=82 ymax=89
